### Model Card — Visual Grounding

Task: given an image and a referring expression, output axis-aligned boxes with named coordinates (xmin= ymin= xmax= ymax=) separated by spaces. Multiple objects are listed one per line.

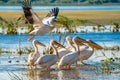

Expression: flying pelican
xmin=35 ymin=40 xmax=65 ymax=70
xmin=28 ymin=40 xmax=46 ymax=68
xmin=22 ymin=0 xmax=63 ymax=41
xmin=58 ymin=37 xmax=86 ymax=69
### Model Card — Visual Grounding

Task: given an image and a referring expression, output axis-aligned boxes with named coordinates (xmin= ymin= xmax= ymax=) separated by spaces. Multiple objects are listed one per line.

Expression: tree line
xmin=0 ymin=0 xmax=120 ymax=6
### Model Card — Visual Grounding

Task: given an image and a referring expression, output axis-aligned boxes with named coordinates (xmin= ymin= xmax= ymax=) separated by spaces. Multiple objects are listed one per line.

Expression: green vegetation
xmin=0 ymin=0 xmax=120 ymax=6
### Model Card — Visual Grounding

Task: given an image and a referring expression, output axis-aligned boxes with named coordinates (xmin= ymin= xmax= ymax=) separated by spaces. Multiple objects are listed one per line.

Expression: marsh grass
xmin=100 ymin=51 xmax=120 ymax=73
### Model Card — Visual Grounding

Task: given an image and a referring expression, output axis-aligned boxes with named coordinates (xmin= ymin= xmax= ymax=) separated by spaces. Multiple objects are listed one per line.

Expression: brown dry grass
xmin=0 ymin=10 xmax=120 ymax=25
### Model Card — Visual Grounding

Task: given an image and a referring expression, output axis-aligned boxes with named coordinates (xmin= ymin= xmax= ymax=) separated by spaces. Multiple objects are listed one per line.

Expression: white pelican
xmin=35 ymin=40 xmax=65 ymax=70
xmin=77 ymin=39 xmax=103 ymax=65
xmin=22 ymin=0 xmax=63 ymax=41
xmin=56 ymin=36 xmax=75 ymax=59
xmin=28 ymin=40 xmax=46 ymax=68
xmin=58 ymin=37 xmax=85 ymax=69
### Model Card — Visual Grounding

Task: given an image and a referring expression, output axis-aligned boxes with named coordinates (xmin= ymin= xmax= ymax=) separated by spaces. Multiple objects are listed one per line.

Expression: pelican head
xmin=73 ymin=36 xmax=88 ymax=45
xmin=66 ymin=36 xmax=74 ymax=44
xmin=50 ymin=40 xmax=66 ymax=49
xmin=66 ymin=36 xmax=72 ymax=41
xmin=32 ymin=40 xmax=46 ymax=47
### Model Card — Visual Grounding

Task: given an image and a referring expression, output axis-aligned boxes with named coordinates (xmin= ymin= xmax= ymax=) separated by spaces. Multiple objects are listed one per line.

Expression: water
xmin=0 ymin=32 xmax=120 ymax=50
xmin=0 ymin=32 xmax=120 ymax=80
xmin=0 ymin=6 xmax=120 ymax=11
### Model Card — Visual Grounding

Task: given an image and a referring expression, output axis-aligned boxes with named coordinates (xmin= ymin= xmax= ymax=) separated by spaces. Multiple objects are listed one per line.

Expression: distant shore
xmin=0 ymin=10 xmax=120 ymax=25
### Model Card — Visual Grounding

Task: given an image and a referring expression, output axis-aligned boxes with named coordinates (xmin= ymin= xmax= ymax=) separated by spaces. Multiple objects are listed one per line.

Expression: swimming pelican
xmin=58 ymin=37 xmax=86 ymax=69
xmin=28 ymin=40 xmax=46 ymax=68
xmin=22 ymin=0 xmax=63 ymax=41
xmin=35 ymin=40 xmax=65 ymax=70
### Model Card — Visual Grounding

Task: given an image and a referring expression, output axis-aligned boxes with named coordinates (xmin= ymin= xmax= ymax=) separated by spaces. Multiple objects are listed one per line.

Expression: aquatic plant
xmin=21 ymin=46 xmax=34 ymax=54
xmin=100 ymin=51 xmax=120 ymax=73
xmin=112 ymin=22 xmax=120 ymax=32
xmin=0 ymin=46 xmax=2 ymax=53
xmin=0 ymin=16 xmax=22 ymax=34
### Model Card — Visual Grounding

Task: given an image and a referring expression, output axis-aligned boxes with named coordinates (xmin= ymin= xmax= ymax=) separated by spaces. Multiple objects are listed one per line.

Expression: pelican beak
xmin=36 ymin=41 xmax=46 ymax=47
xmin=86 ymin=40 xmax=103 ymax=50
xmin=74 ymin=37 xmax=88 ymax=45
xmin=53 ymin=41 xmax=66 ymax=49
xmin=70 ymin=41 xmax=74 ymax=44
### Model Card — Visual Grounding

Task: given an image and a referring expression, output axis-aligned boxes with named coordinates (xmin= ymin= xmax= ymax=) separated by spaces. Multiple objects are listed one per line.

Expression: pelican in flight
xmin=35 ymin=40 xmax=65 ymax=70
xmin=58 ymin=37 xmax=86 ymax=69
xmin=22 ymin=0 xmax=62 ymax=41
xmin=28 ymin=40 xmax=46 ymax=68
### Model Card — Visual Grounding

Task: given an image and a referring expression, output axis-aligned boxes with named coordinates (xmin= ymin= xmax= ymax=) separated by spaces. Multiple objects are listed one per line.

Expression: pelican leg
xmin=67 ymin=64 xmax=71 ymax=70
xmin=66 ymin=65 xmax=71 ymax=70
xmin=75 ymin=61 xmax=79 ymax=66
xmin=29 ymin=65 xmax=33 ymax=69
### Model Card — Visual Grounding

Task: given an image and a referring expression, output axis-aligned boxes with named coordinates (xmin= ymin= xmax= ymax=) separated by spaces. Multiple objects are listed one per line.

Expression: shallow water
xmin=0 ymin=32 xmax=120 ymax=80
xmin=0 ymin=51 xmax=120 ymax=80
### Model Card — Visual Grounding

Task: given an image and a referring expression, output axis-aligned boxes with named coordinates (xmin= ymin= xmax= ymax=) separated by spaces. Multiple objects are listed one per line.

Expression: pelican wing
xmin=37 ymin=54 xmax=56 ymax=64
xmin=22 ymin=0 xmax=44 ymax=27
xmin=42 ymin=7 xmax=59 ymax=25
xmin=60 ymin=52 xmax=78 ymax=66
xmin=45 ymin=7 xmax=59 ymax=18
xmin=0 ymin=16 xmax=8 ymax=24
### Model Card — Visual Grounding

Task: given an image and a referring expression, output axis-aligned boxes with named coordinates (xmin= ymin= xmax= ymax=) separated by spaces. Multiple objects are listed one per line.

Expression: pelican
xmin=58 ymin=37 xmax=85 ymax=69
xmin=22 ymin=0 xmax=63 ymax=41
xmin=35 ymin=40 xmax=65 ymax=70
xmin=28 ymin=40 xmax=46 ymax=68
xmin=77 ymin=39 xmax=103 ymax=65
xmin=56 ymin=36 xmax=75 ymax=59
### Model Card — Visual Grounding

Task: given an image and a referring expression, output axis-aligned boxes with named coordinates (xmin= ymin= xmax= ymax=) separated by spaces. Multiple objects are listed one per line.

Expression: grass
xmin=0 ymin=10 xmax=120 ymax=25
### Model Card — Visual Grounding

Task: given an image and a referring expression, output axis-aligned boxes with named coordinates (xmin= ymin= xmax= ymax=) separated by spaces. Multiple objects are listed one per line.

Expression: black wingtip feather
xmin=53 ymin=7 xmax=59 ymax=17
xmin=22 ymin=0 xmax=31 ymax=9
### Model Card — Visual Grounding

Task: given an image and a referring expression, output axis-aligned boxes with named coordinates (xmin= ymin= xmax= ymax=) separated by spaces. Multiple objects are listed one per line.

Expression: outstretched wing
xmin=0 ymin=16 xmax=8 ymax=24
xmin=22 ymin=0 xmax=44 ymax=27
xmin=42 ymin=7 xmax=59 ymax=25
xmin=45 ymin=7 xmax=59 ymax=19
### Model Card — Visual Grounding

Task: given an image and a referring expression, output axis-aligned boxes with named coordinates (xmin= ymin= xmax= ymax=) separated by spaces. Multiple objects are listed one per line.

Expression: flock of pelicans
xmin=21 ymin=0 xmax=103 ymax=70
xmin=28 ymin=36 xmax=103 ymax=70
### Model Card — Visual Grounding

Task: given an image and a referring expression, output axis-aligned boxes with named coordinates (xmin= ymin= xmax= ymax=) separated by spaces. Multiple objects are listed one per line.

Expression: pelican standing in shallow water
xmin=77 ymin=39 xmax=103 ymax=65
xmin=28 ymin=40 xmax=46 ymax=68
xmin=35 ymin=40 xmax=65 ymax=70
xmin=56 ymin=36 xmax=75 ymax=59
xmin=58 ymin=37 xmax=86 ymax=69
xmin=22 ymin=0 xmax=63 ymax=41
